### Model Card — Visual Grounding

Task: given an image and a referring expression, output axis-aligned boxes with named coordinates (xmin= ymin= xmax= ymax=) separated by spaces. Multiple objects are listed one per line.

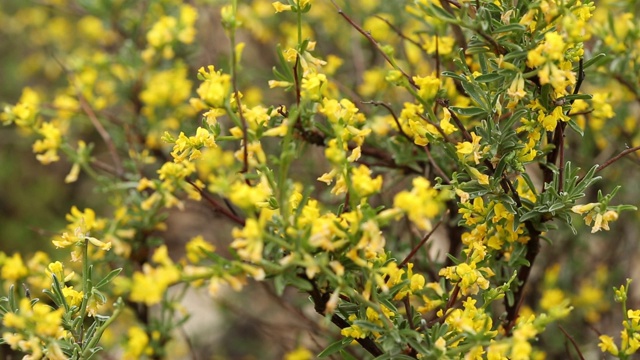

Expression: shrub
xmin=1 ymin=0 xmax=640 ymax=358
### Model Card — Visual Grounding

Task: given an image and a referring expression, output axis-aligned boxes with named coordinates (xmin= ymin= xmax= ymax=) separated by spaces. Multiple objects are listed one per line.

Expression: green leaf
xmin=353 ymin=320 xmax=384 ymax=332
xmin=8 ymin=285 xmax=17 ymax=312
xmin=375 ymin=354 xmax=416 ymax=360
xmin=461 ymin=81 xmax=488 ymax=110
xmin=474 ymin=73 xmax=503 ymax=83
xmin=548 ymin=202 xmax=565 ymax=212
xmin=318 ymin=338 xmax=350 ymax=358
xmin=426 ymin=3 xmax=456 ymax=21
xmin=560 ymin=94 xmax=592 ymax=101
xmin=441 ymin=71 xmax=467 ymax=82
xmin=274 ymin=274 xmax=286 ymax=296
xmin=94 ymin=268 xmax=122 ymax=289
xmin=566 ymin=118 xmax=584 ymax=136
xmin=577 ymin=53 xmax=607 ymax=71
xmin=465 ymin=45 xmax=491 ymax=55
xmin=339 ymin=350 xmax=358 ymax=360
xmin=493 ymin=23 xmax=526 ymax=33
xmin=449 ymin=107 xmax=488 ymax=117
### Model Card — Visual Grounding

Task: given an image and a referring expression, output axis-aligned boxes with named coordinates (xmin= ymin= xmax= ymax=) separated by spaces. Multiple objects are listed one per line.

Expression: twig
xmin=330 ymin=0 xmax=417 ymax=89
xmin=437 ymin=99 xmax=472 ymax=142
xmin=78 ymin=95 xmax=124 ymax=177
xmin=308 ymin=279 xmax=383 ymax=357
xmin=403 ymin=297 xmax=415 ymax=331
xmin=374 ymin=15 xmax=423 ymax=50
xmin=361 ymin=100 xmax=413 ymax=143
xmin=435 ymin=34 xmax=440 ymax=78
xmin=51 ymin=51 xmax=125 ymax=177
xmin=424 ymin=146 xmax=451 ymax=184
xmin=438 ymin=0 xmax=466 ymax=51
xmin=595 ymin=145 xmax=640 ymax=175
xmin=399 ymin=211 xmax=448 ymax=268
xmin=576 ymin=145 xmax=640 ymax=185
xmin=228 ymin=23 xmax=250 ymax=176
xmin=186 ymin=179 xmax=245 ymax=226
xmin=558 ymin=324 xmax=586 ymax=360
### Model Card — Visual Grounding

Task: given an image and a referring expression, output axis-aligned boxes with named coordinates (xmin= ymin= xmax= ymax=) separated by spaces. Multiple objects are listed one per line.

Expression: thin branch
xmin=399 ymin=211 xmax=448 ymax=268
xmin=330 ymin=0 xmax=417 ymax=89
xmin=596 ymin=145 xmax=640 ymax=174
xmin=591 ymin=145 xmax=640 ymax=178
xmin=424 ymin=146 xmax=451 ymax=184
xmin=558 ymin=324 xmax=586 ymax=360
xmin=437 ymin=0 xmax=466 ymax=51
xmin=374 ymin=15 xmax=423 ymax=50
xmin=308 ymin=279 xmax=383 ymax=357
xmin=614 ymin=74 xmax=640 ymax=104
xmin=78 ymin=95 xmax=124 ymax=177
xmin=435 ymin=34 xmax=440 ymax=78
xmin=186 ymin=179 xmax=245 ymax=226
xmin=51 ymin=50 xmax=124 ymax=177
xmin=229 ymin=25 xmax=250 ymax=176
xmin=361 ymin=100 xmax=413 ymax=144
xmin=437 ymin=99 xmax=472 ymax=142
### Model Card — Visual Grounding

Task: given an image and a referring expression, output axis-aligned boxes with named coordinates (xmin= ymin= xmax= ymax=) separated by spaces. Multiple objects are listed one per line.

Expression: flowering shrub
xmin=1 ymin=0 xmax=640 ymax=358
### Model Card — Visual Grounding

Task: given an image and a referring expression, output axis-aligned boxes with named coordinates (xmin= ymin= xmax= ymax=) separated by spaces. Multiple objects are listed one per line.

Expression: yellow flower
xmin=350 ymin=165 xmax=383 ymax=198
xmin=185 ymin=235 xmax=216 ymax=263
xmin=284 ymin=347 xmax=313 ymax=360
xmin=439 ymin=108 xmax=457 ymax=135
xmin=413 ymin=75 xmax=440 ymax=101
xmin=1 ymin=253 xmax=28 ymax=281
xmin=456 ymin=132 xmax=484 ymax=164
xmin=124 ymin=327 xmax=152 ymax=360
xmin=62 ymin=286 xmax=84 ymax=308
xmin=272 ymin=1 xmax=292 ymax=12
xmin=228 ymin=180 xmax=270 ymax=211
xmin=393 ymin=177 xmax=444 ymax=231
xmin=230 ymin=219 xmax=264 ymax=263
xmin=599 ymin=335 xmax=619 ymax=355
xmin=130 ymin=262 xmax=180 ymax=306
xmin=469 ymin=167 xmax=490 ymax=185
xmin=196 ymin=65 xmax=232 ymax=108
xmin=300 ymin=72 xmax=327 ymax=101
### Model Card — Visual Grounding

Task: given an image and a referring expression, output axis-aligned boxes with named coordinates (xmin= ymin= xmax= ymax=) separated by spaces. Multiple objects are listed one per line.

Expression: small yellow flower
xmin=599 ymin=335 xmax=619 ymax=355
xmin=284 ymin=347 xmax=312 ymax=360
xmin=272 ymin=1 xmax=292 ymax=12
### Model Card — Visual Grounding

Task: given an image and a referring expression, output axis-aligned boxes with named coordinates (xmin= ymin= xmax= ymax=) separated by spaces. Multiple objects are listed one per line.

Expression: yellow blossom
xmin=230 ymin=219 xmax=263 ymax=263
xmin=123 ymin=327 xmax=152 ymax=360
xmin=350 ymin=165 xmax=383 ymax=198
xmin=272 ymin=2 xmax=292 ymax=12
xmin=599 ymin=335 xmax=619 ymax=355
xmin=185 ymin=235 xmax=216 ymax=263
xmin=1 ymin=253 xmax=28 ymax=281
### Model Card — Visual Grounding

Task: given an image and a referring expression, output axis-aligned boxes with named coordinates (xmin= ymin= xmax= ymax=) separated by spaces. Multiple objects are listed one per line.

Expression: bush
xmin=1 ymin=0 xmax=640 ymax=358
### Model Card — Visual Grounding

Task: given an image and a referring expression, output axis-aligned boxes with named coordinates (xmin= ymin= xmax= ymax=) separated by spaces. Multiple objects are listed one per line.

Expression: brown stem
xmin=558 ymin=324 xmax=586 ymax=360
xmin=399 ymin=212 xmax=447 ymax=268
xmin=78 ymin=95 xmax=124 ymax=177
xmin=503 ymin=233 xmax=540 ymax=334
xmin=595 ymin=145 xmax=640 ymax=175
xmin=361 ymin=100 xmax=413 ymax=144
xmin=230 ymin=35 xmax=249 ymax=176
xmin=307 ymin=279 xmax=383 ymax=357
xmin=438 ymin=0 xmax=466 ymax=51
xmin=437 ymin=99 xmax=472 ymax=142
xmin=330 ymin=0 xmax=417 ymax=89
xmin=374 ymin=15 xmax=424 ymax=50
xmin=424 ymin=146 xmax=451 ymax=184
xmin=186 ymin=179 xmax=246 ymax=226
